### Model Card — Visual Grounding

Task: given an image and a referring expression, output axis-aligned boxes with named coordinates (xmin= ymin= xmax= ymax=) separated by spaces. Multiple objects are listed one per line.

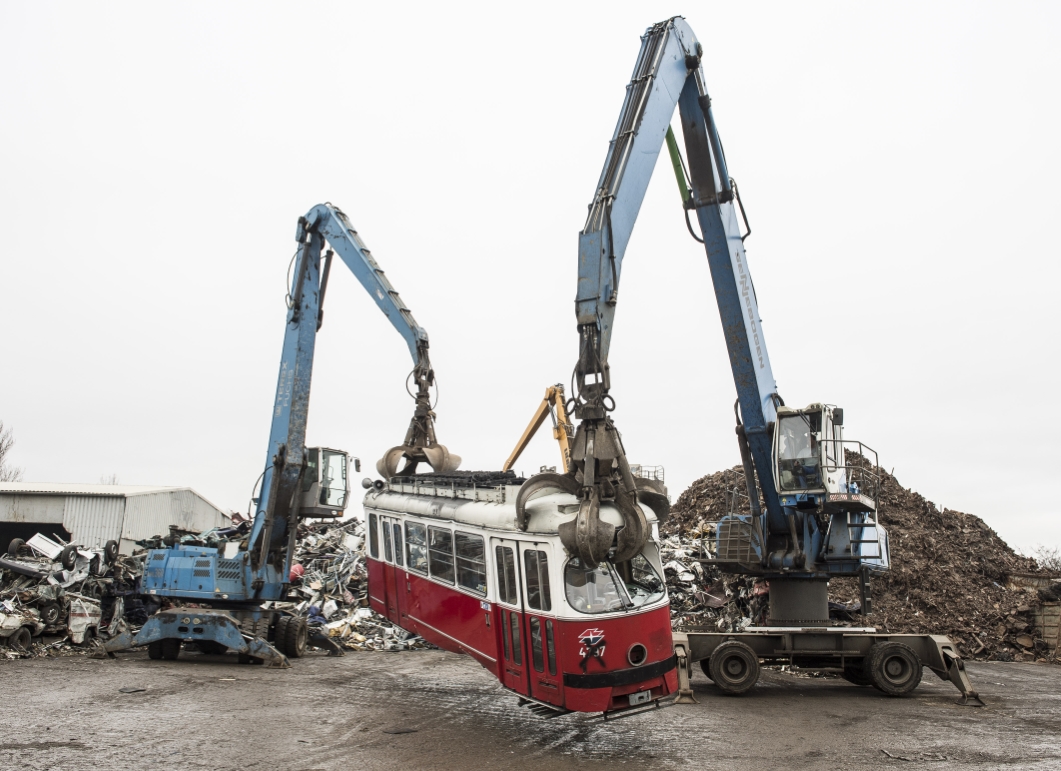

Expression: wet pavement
xmin=2 ymin=649 xmax=1059 ymax=770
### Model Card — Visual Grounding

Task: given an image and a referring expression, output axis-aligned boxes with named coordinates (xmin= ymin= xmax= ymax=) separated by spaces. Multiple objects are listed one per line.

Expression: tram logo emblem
xmin=577 ymin=628 xmax=606 ymax=658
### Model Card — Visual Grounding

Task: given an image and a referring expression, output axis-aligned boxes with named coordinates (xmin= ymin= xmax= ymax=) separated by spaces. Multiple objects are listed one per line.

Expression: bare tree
xmin=99 ymin=473 xmax=120 ymax=485
xmin=1032 ymin=545 xmax=1061 ymax=572
xmin=0 ymin=420 xmax=24 ymax=482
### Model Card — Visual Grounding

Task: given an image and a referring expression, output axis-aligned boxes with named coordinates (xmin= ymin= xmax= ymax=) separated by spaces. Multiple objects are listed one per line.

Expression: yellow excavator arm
xmin=502 ymin=385 xmax=573 ymax=474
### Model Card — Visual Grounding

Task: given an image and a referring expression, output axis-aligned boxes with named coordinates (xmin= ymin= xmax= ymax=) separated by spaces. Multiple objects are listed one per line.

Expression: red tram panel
xmin=363 ymin=475 xmax=677 ymax=715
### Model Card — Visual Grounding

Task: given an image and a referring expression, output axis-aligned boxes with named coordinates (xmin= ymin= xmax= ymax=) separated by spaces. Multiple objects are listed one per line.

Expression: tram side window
xmin=501 ymin=610 xmax=511 ymax=661
xmin=382 ymin=518 xmax=392 ymax=562
xmin=392 ymin=523 xmax=404 ymax=567
xmin=545 ymin=619 xmax=557 ymax=675
xmin=455 ymin=533 xmax=487 ymax=595
xmin=509 ymin=611 xmax=522 ymax=665
xmin=495 ymin=546 xmax=518 ymax=605
xmin=428 ymin=527 xmax=454 ymax=584
xmin=524 ymin=549 xmax=552 ymax=612
xmin=369 ymin=513 xmax=379 ymax=559
xmin=405 ymin=522 xmax=427 ymax=574
xmin=529 ymin=617 xmax=544 ymax=673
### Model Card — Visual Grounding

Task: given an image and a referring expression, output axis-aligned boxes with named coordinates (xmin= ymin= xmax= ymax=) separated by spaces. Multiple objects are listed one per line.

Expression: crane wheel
xmin=276 ymin=616 xmax=308 ymax=658
xmin=841 ymin=660 xmax=873 ymax=687
xmin=147 ymin=641 xmax=164 ymax=660
xmin=867 ymin=642 xmax=922 ymax=696
xmin=160 ymin=638 xmax=181 ymax=661
xmin=708 ymin=641 xmax=760 ymax=695
xmin=698 ymin=658 xmax=713 ymax=681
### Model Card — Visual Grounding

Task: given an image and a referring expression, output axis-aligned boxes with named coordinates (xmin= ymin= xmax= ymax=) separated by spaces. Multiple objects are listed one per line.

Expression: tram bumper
xmin=562 ymin=654 xmax=679 ymax=713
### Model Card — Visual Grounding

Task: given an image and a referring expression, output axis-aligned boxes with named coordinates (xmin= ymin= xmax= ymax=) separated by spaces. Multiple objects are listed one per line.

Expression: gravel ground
xmin=2 ymin=649 xmax=1059 ymax=770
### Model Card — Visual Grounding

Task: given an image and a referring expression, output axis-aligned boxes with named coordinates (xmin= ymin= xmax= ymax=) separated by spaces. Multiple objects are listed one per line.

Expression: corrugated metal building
xmin=0 ymin=483 xmax=228 ymax=554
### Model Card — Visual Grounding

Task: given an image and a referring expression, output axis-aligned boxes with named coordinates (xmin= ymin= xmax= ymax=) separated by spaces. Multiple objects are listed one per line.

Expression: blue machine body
xmin=133 ymin=204 xmax=434 ymax=658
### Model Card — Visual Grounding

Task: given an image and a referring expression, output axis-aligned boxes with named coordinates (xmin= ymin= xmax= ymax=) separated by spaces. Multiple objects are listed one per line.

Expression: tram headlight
xmin=628 ymin=643 xmax=648 ymax=666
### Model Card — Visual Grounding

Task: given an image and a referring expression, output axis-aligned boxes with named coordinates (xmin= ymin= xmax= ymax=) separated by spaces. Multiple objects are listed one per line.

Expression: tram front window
xmin=564 ymin=551 xmax=665 ymax=614
xmin=777 ymin=412 xmax=823 ymax=491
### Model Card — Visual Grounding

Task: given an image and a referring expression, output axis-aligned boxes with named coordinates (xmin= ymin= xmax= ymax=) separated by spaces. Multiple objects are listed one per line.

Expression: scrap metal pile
xmin=0 ymin=533 xmax=140 ymax=658
xmin=666 ymin=462 xmax=1059 ymax=662
xmin=285 ymin=519 xmax=433 ymax=652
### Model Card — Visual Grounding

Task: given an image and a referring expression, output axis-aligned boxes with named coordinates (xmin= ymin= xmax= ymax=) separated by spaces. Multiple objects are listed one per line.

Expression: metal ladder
xmin=846 ymin=511 xmax=882 ymax=560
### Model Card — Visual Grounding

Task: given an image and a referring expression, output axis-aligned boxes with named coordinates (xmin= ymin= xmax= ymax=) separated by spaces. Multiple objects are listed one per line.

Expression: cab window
xmin=319 ymin=449 xmax=348 ymax=507
xmin=777 ymin=412 xmax=823 ymax=491
xmin=564 ymin=551 xmax=664 ymax=614
xmin=368 ymin=513 xmax=379 ymax=558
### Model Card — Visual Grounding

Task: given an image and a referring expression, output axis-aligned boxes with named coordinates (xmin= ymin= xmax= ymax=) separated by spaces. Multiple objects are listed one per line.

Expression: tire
xmin=7 ymin=538 xmax=25 ymax=557
xmin=147 ymin=640 xmax=164 ymax=660
xmin=841 ymin=661 xmax=873 ymax=687
xmin=60 ymin=544 xmax=78 ymax=570
xmin=104 ymin=540 xmax=119 ymax=564
xmin=8 ymin=626 xmax=32 ymax=652
xmin=160 ymin=638 xmax=181 ymax=661
xmin=38 ymin=602 xmax=61 ymax=626
xmin=278 ymin=616 xmax=308 ymax=659
xmin=75 ymin=628 xmax=96 ymax=647
xmin=698 ymin=658 xmax=713 ymax=681
xmin=274 ymin=616 xmax=290 ymax=648
xmin=867 ymin=642 xmax=922 ymax=696
xmin=708 ymin=641 xmax=760 ymax=695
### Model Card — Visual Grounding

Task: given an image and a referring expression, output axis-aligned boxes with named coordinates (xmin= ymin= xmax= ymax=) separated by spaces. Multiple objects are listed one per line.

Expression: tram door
xmin=379 ymin=516 xmax=400 ymax=621
xmin=490 ymin=538 xmax=527 ymax=695
xmin=519 ymin=543 xmax=562 ymax=706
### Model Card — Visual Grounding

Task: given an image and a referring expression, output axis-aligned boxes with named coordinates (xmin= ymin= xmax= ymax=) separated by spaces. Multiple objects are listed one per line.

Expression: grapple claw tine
xmin=613 ymin=489 xmax=649 ymax=563
xmin=516 ymin=472 xmax=581 ymax=531
xmin=376 ymin=446 xmax=407 ymax=480
xmin=559 ymin=489 xmax=614 ymax=568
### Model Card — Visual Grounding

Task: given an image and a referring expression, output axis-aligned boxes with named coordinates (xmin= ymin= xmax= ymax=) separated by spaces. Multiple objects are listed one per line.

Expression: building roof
xmin=0 ymin=483 xmax=225 ymax=512
xmin=0 ymin=482 xmax=189 ymax=497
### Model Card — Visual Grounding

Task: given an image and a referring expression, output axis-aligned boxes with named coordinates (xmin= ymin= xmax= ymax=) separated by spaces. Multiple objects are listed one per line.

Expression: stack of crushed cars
xmin=0 ymin=533 xmax=141 ymax=658
xmin=282 ymin=519 xmax=433 ymax=652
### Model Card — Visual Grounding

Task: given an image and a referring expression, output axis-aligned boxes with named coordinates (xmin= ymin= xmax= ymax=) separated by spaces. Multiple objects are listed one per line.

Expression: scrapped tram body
xmin=363 ymin=472 xmax=677 ymax=714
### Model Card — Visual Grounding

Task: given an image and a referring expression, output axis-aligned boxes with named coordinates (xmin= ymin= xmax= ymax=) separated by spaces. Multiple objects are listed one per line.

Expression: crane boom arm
xmin=301 ymin=204 xmax=429 ymax=369
xmin=250 ymin=203 xmax=453 ymax=577
xmin=502 ymin=386 xmax=572 ymax=474
xmin=554 ymin=17 xmax=784 ymax=566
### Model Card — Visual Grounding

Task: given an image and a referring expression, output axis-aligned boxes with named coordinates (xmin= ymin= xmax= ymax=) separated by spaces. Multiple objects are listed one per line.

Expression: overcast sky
xmin=1 ymin=2 xmax=1057 ymax=554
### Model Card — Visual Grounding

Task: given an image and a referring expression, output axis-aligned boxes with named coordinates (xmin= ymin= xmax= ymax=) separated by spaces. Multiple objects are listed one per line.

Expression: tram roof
xmin=363 ymin=485 xmax=658 ymax=536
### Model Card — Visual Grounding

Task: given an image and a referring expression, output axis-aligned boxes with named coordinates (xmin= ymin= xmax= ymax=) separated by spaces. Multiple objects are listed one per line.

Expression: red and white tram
xmin=363 ymin=472 xmax=678 ymax=714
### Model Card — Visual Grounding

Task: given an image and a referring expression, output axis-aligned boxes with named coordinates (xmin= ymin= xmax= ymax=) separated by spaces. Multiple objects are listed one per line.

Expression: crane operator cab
xmin=774 ymin=403 xmax=851 ymax=497
xmin=299 ymin=447 xmax=357 ymax=518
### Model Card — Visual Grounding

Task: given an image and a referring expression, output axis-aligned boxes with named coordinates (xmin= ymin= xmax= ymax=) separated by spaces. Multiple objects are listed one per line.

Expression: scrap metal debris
xmin=283 ymin=519 xmax=434 ymax=652
xmin=665 ymin=460 xmax=1060 ymax=662
xmin=0 ymin=533 xmax=139 ymax=658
